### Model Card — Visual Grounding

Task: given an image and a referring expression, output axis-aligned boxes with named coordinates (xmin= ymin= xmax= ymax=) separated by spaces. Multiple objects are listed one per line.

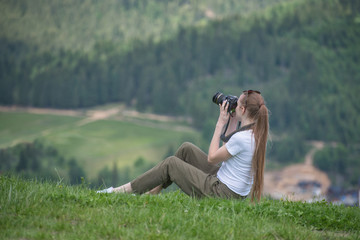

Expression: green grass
xmin=0 ymin=112 xmax=200 ymax=178
xmin=1 ymin=175 xmax=359 ymax=240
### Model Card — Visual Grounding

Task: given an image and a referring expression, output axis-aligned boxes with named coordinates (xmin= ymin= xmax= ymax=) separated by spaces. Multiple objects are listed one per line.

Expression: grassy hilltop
xmin=1 ymin=175 xmax=359 ymax=239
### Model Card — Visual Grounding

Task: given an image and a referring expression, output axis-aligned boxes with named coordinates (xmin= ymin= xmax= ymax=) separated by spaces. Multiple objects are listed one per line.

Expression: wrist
xmin=216 ymin=122 xmax=226 ymax=128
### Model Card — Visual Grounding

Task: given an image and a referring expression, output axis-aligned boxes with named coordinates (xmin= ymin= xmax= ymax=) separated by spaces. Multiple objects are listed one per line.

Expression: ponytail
xmin=241 ymin=92 xmax=269 ymax=202
xmin=250 ymin=104 xmax=269 ymax=202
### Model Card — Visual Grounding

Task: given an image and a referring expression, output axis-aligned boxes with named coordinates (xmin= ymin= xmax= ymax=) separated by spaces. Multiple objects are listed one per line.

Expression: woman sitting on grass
xmin=98 ymin=90 xmax=269 ymax=201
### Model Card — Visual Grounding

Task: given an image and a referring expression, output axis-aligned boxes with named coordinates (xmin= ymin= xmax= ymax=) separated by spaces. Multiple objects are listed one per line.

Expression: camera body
xmin=212 ymin=92 xmax=238 ymax=113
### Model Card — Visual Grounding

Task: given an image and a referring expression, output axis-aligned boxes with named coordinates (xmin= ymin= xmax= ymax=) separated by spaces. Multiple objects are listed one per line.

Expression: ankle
xmin=113 ymin=186 xmax=126 ymax=193
xmin=114 ymin=183 xmax=132 ymax=193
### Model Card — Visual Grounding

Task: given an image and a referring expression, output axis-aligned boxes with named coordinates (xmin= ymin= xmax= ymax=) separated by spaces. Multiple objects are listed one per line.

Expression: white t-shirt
xmin=217 ymin=130 xmax=255 ymax=196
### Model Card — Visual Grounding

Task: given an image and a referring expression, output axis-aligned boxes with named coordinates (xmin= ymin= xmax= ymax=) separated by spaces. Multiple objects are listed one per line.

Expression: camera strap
xmin=220 ymin=119 xmax=255 ymax=142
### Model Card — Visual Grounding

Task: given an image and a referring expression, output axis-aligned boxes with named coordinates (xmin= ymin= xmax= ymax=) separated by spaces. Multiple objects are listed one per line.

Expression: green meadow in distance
xmin=0 ymin=111 xmax=200 ymax=178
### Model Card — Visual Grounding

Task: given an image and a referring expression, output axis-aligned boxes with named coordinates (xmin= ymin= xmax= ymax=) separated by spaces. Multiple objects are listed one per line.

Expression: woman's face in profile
xmin=234 ymin=94 xmax=246 ymax=120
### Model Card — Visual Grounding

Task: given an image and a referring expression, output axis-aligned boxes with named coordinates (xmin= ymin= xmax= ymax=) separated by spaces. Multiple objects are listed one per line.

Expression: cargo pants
xmin=131 ymin=142 xmax=244 ymax=199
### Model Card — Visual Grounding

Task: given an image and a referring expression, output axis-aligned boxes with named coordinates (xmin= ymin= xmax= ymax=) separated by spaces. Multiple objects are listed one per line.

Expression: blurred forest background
xmin=0 ymin=0 xmax=359 ymax=191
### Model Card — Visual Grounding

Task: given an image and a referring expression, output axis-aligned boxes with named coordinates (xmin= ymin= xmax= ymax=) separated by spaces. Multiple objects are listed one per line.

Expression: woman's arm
xmin=208 ymin=101 xmax=232 ymax=165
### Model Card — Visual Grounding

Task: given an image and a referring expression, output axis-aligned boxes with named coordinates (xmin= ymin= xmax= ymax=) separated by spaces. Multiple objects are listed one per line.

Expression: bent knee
xmin=163 ymin=156 xmax=178 ymax=164
xmin=175 ymin=142 xmax=200 ymax=161
xmin=179 ymin=142 xmax=194 ymax=152
xmin=163 ymin=156 xmax=182 ymax=171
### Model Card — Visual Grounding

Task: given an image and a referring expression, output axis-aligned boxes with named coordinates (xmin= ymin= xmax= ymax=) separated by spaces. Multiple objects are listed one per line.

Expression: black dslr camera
xmin=212 ymin=92 xmax=238 ymax=113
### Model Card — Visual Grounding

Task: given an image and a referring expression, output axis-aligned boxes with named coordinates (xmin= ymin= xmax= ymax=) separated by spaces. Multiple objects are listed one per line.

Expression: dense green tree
xmin=313 ymin=144 xmax=360 ymax=188
xmin=0 ymin=140 xmax=87 ymax=184
xmin=111 ymin=162 xmax=119 ymax=187
xmin=68 ymin=158 xmax=86 ymax=184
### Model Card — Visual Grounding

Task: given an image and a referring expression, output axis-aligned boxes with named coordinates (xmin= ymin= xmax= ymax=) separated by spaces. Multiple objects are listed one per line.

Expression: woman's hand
xmin=217 ymin=101 xmax=230 ymax=127
xmin=208 ymin=100 xmax=233 ymax=165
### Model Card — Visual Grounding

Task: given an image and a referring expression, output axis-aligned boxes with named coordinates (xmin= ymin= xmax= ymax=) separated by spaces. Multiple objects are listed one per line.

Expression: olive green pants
xmin=131 ymin=142 xmax=243 ymax=199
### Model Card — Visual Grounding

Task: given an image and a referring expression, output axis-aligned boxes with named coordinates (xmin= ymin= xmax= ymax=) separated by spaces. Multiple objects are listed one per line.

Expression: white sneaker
xmin=96 ymin=186 xmax=114 ymax=193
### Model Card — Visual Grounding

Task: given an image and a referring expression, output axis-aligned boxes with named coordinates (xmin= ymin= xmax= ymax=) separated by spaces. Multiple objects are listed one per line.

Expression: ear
xmin=241 ymin=106 xmax=246 ymax=115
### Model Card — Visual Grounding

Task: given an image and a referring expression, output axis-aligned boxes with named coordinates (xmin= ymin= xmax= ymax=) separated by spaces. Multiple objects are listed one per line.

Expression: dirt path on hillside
xmin=264 ymin=141 xmax=330 ymax=201
xmin=0 ymin=106 xmax=80 ymax=117
xmin=77 ymin=108 xmax=121 ymax=126
xmin=305 ymin=141 xmax=324 ymax=165
xmin=0 ymin=105 xmax=194 ymax=131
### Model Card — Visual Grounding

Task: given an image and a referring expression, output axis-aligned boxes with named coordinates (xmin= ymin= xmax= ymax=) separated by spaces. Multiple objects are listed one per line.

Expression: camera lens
xmin=212 ymin=92 xmax=238 ymax=113
xmin=212 ymin=92 xmax=225 ymax=105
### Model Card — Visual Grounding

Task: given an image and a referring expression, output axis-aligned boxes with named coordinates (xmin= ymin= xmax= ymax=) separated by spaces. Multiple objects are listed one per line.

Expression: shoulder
xmin=229 ymin=130 xmax=253 ymax=142
xmin=226 ymin=130 xmax=253 ymax=156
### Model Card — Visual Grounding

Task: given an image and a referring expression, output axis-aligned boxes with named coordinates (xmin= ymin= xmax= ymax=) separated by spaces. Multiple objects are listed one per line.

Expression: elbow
xmin=207 ymin=155 xmax=215 ymax=165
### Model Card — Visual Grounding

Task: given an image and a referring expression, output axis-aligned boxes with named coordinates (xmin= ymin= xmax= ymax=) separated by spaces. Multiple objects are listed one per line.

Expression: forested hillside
xmin=0 ymin=0 xmax=291 ymax=52
xmin=1 ymin=0 xmax=359 ymax=144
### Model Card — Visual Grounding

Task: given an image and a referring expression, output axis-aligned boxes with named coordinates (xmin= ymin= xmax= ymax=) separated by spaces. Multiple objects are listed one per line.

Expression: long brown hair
xmin=241 ymin=91 xmax=269 ymax=202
